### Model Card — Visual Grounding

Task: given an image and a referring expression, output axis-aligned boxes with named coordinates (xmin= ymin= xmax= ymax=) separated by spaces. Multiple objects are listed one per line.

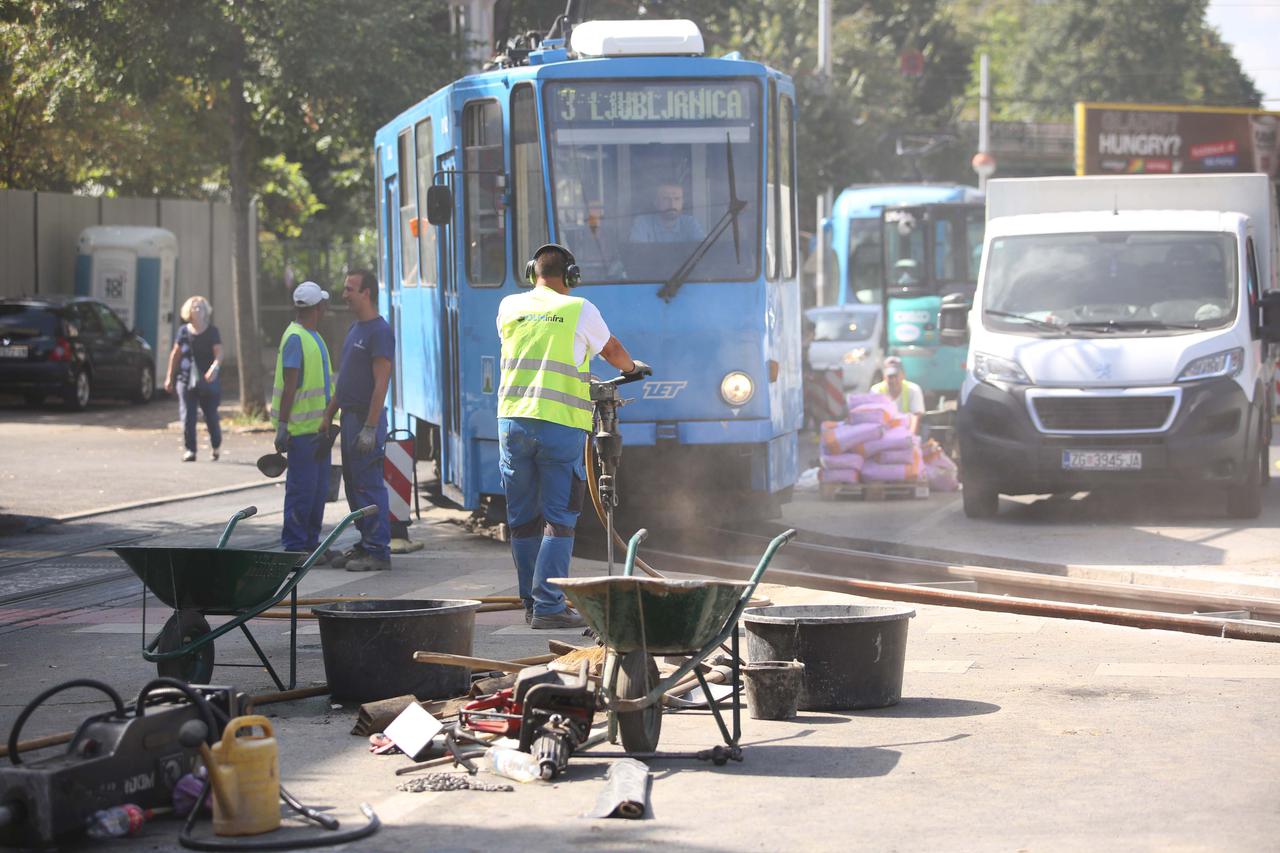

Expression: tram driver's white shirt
xmin=496 ymin=291 xmax=612 ymax=365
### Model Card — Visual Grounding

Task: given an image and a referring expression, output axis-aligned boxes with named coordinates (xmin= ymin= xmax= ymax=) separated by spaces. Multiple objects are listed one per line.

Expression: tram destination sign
xmin=552 ymin=82 xmax=754 ymax=124
xmin=1076 ymin=101 xmax=1280 ymax=179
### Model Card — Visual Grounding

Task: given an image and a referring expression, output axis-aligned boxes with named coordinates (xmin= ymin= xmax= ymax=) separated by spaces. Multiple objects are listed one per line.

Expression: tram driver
xmin=496 ymin=243 xmax=650 ymax=629
xmin=630 ymin=181 xmax=705 ymax=243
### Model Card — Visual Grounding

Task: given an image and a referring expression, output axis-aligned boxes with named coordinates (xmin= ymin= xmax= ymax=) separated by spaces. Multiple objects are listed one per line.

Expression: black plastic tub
xmin=742 ymin=604 xmax=915 ymax=711
xmin=312 ymin=599 xmax=481 ymax=703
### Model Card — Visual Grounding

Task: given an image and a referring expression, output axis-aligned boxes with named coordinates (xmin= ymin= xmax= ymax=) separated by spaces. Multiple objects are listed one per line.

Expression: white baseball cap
xmin=292 ymin=281 xmax=330 ymax=307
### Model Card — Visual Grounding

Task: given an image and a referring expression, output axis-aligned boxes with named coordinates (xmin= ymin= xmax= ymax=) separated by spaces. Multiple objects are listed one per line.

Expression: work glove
xmin=625 ymin=360 xmax=653 ymax=378
xmin=355 ymin=425 xmax=378 ymax=455
xmin=274 ymin=423 xmax=290 ymax=454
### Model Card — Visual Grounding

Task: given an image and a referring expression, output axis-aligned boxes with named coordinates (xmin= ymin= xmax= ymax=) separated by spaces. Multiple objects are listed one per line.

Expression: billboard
xmin=1075 ymin=102 xmax=1280 ymax=178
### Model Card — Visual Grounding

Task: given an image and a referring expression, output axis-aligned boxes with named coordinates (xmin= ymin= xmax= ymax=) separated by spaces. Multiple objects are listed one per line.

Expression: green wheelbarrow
xmin=112 ymin=504 xmax=377 ymax=690
xmin=551 ymin=527 xmax=796 ymax=757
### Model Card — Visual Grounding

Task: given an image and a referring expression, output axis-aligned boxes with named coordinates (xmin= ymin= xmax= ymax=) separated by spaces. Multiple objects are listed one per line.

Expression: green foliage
xmin=256 ymin=154 xmax=322 ymax=239
xmin=952 ymin=0 xmax=1261 ymax=121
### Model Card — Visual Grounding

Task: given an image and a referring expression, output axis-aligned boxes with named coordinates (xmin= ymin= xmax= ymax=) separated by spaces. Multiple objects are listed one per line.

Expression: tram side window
xmin=464 ymin=100 xmax=506 ymax=286
xmin=779 ymin=95 xmax=796 ymax=279
xmin=399 ymin=130 xmax=419 ymax=286
xmin=511 ymin=85 xmax=549 ymax=285
xmin=965 ymin=207 xmax=985 ymax=280
xmin=766 ymin=82 xmax=778 ymax=281
xmin=934 ymin=218 xmax=957 ymax=282
xmin=415 ymin=118 xmax=437 ymax=287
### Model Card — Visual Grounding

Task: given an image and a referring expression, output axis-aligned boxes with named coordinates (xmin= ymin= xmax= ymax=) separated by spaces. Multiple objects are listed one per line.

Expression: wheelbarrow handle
xmin=296 ymin=505 xmax=380 ymax=571
xmin=738 ymin=528 xmax=797 ymax=604
xmin=622 ymin=528 xmax=648 ymax=578
xmin=215 ymin=506 xmax=259 ymax=550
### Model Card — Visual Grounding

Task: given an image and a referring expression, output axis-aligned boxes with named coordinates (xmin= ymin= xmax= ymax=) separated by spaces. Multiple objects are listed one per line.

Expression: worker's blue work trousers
xmin=282 ymin=432 xmax=330 ymax=554
xmin=340 ymin=410 xmax=390 ymax=560
xmin=498 ymin=417 xmax=587 ymax=617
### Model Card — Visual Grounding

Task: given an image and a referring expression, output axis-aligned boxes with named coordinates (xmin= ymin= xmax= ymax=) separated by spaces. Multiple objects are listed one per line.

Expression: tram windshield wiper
xmin=657 ymin=133 xmax=747 ymax=303
xmin=984 ymin=309 xmax=1071 ymax=334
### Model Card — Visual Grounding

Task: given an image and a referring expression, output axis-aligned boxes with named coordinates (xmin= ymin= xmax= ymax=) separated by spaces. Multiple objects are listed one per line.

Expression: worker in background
xmin=272 ymin=281 xmax=333 ymax=556
xmin=871 ymin=356 xmax=925 ymax=434
xmin=322 ymin=270 xmax=394 ymax=572
xmin=497 ymin=243 xmax=649 ymax=629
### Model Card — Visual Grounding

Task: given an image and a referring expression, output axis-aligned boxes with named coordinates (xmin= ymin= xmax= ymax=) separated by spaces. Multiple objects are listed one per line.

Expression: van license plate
xmin=0 ymin=345 xmax=27 ymax=359
xmin=1062 ymin=450 xmax=1142 ymax=471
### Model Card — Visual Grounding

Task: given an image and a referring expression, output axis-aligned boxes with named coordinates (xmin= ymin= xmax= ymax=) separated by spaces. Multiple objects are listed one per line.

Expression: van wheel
xmin=962 ymin=479 xmax=999 ymax=519
xmin=1226 ymin=441 xmax=1265 ymax=519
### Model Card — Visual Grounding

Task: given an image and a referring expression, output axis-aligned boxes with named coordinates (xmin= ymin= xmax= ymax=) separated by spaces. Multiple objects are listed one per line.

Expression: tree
xmin=35 ymin=0 xmax=462 ymax=412
xmin=951 ymin=0 xmax=1260 ymax=122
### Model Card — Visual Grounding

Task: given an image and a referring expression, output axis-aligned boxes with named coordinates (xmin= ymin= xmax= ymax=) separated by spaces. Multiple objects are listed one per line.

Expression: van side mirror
xmin=1260 ymin=291 xmax=1280 ymax=343
xmin=939 ymin=293 xmax=971 ymax=346
xmin=425 ymin=185 xmax=452 ymax=225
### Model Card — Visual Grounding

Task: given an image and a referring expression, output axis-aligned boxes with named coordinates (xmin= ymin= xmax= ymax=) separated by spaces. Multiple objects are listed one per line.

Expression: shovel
xmin=258 ymin=424 xmax=339 ymax=478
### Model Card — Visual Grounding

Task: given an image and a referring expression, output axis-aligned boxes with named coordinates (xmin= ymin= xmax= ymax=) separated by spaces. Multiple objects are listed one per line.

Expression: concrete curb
xmin=53 ymin=479 xmax=278 ymax=523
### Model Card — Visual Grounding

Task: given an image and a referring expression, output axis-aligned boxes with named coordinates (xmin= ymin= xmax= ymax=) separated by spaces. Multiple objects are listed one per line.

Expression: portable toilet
xmin=75 ymin=226 xmax=178 ymax=377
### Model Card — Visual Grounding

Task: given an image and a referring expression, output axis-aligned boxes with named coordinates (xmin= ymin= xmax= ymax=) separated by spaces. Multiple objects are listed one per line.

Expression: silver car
xmin=805 ymin=305 xmax=884 ymax=391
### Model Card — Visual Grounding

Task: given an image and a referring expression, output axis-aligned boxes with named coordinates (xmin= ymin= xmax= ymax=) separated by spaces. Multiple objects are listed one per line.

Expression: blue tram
xmin=372 ymin=19 xmax=802 ymax=520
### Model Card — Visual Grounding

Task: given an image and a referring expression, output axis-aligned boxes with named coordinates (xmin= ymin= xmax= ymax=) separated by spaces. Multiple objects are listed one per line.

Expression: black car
xmin=0 ymin=296 xmax=155 ymax=410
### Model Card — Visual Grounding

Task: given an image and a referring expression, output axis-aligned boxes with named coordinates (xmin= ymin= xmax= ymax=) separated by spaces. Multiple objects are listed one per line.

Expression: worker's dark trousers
xmin=498 ymin=417 xmax=587 ymax=617
xmin=340 ymin=409 xmax=390 ymax=560
xmin=282 ymin=432 xmax=329 ymax=553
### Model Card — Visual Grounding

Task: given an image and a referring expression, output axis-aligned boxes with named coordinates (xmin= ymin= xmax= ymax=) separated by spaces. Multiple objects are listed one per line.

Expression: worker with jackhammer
xmin=497 ymin=244 xmax=648 ymax=629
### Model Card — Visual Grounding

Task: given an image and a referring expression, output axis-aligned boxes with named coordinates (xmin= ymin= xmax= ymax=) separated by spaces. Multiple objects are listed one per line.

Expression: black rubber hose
xmin=7 ymin=679 xmax=126 ymax=765
xmin=134 ymin=678 xmax=219 ymax=746
xmin=178 ymin=779 xmax=380 ymax=851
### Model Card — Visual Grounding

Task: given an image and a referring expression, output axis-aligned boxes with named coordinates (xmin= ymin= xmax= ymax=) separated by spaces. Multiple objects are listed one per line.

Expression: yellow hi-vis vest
xmin=271 ymin=322 xmax=330 ymax=436
xmin=871 ymin=379 xmax=921 ymax=414
xmin=498 ymin=289 xmax=592 ymax=431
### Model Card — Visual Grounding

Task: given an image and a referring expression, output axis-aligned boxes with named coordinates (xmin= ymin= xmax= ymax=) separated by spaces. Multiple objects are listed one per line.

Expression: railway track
xmin=624 ymin=525 xmax=1280 ymax=643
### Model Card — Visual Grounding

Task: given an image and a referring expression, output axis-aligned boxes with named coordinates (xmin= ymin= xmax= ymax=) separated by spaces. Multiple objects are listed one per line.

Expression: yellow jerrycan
xmin=208 ymin=715 xmax=281 ymax=837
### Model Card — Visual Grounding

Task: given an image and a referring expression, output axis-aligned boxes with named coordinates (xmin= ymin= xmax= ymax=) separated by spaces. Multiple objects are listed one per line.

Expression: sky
xmin=1206 ymin=0 xmax=1280 ymax=107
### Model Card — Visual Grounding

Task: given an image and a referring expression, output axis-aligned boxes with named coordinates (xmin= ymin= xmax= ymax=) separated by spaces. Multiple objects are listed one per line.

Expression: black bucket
xmin=742 ymin=660 xmax=805 ymax=720
xmin=312 ymin=599 xmax=481 ymax=703
xmin=742 ymin=605 xmax=915 ymax=711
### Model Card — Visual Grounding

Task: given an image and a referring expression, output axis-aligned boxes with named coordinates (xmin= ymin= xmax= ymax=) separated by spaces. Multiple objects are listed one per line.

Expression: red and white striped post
xmin=384 ymin=431 xmax=416 ymax=546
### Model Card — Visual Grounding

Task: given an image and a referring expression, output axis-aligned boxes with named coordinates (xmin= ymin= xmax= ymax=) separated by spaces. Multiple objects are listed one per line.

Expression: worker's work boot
xmin=345 ymin=553 xmax=391 ymax=572
xmin=328 ymin=545 xmax=365 ymax=569
xmin=530 ymin=607 xmax=587 ymax=630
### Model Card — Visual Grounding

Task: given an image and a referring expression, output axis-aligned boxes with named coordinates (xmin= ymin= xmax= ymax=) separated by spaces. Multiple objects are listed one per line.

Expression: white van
xmin=954 ymin=174 xmax=1280 ymax=519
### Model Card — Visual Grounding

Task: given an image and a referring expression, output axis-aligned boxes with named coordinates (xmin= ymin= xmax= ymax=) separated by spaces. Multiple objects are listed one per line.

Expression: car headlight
xmin=720 ymin=371 xmax=754 ymax=406
xmin=972 ymin=351 xmax=1030 ymax=386
xmin=1177 ymin=347 xmax=1244 ymax=382
xmin=842 ymin=347 xmax=868 ymax=365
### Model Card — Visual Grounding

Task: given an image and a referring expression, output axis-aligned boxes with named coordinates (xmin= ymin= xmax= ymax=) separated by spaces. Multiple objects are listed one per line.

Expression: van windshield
xmin=982 ymin=232 xmax=1238 ymax=335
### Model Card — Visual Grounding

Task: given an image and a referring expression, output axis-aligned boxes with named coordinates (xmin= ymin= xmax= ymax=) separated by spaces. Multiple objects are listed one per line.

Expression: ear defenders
xmin=525 ymin=243 xmax=581 ymax=288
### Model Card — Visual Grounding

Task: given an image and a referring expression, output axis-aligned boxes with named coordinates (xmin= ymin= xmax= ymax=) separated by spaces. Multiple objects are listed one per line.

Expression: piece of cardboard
xmin=384 ymin=701 xmax=445 ymax=761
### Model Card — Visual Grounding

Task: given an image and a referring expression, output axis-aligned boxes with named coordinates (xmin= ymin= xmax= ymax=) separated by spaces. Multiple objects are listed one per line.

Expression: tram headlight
xmin=720 ymin=371 xmax=754 ymax=406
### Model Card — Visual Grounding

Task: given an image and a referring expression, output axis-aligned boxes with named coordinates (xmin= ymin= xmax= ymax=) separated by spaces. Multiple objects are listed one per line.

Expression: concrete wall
xmin=0 ymin=189 xmax=256 ymax=359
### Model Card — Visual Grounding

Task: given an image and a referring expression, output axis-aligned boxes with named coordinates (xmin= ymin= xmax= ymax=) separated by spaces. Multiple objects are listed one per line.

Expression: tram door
xmin=382 ymin=174 xmax=401 ymax=430
xmin=436 ymin=151 xmax=465 ymax=504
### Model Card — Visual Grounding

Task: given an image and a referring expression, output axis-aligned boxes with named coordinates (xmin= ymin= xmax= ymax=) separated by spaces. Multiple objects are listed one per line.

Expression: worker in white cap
xmin=871 ymin=356 xmax=925 ymax=434
xmin=270 ymin=281 xmax=333 ymax=555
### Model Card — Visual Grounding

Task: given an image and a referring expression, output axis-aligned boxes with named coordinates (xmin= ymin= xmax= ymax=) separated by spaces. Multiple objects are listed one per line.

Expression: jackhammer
xmin=589 ymin=364 xmax=651 ymax=575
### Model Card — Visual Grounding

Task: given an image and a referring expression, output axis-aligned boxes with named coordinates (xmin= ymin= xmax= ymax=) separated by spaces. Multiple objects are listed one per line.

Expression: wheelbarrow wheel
xmin=614 ymin=650 xmax=662 ymax=752
xmin=155 ymin=610 xmax=215 ymax=683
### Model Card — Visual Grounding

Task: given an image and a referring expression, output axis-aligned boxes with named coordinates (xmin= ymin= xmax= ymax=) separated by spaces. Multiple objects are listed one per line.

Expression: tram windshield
xmin=545 ymin=79 xmax=762 ymax=284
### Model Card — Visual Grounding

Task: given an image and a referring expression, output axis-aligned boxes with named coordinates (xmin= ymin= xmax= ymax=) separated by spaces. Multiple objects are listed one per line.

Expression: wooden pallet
xmin=819 ymin=481 xmax=930 ymax=501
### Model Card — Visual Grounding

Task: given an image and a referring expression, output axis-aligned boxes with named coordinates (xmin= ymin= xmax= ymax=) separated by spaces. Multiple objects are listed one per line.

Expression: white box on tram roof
xmin=570 ymin=19 xmax=705 ymax=57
